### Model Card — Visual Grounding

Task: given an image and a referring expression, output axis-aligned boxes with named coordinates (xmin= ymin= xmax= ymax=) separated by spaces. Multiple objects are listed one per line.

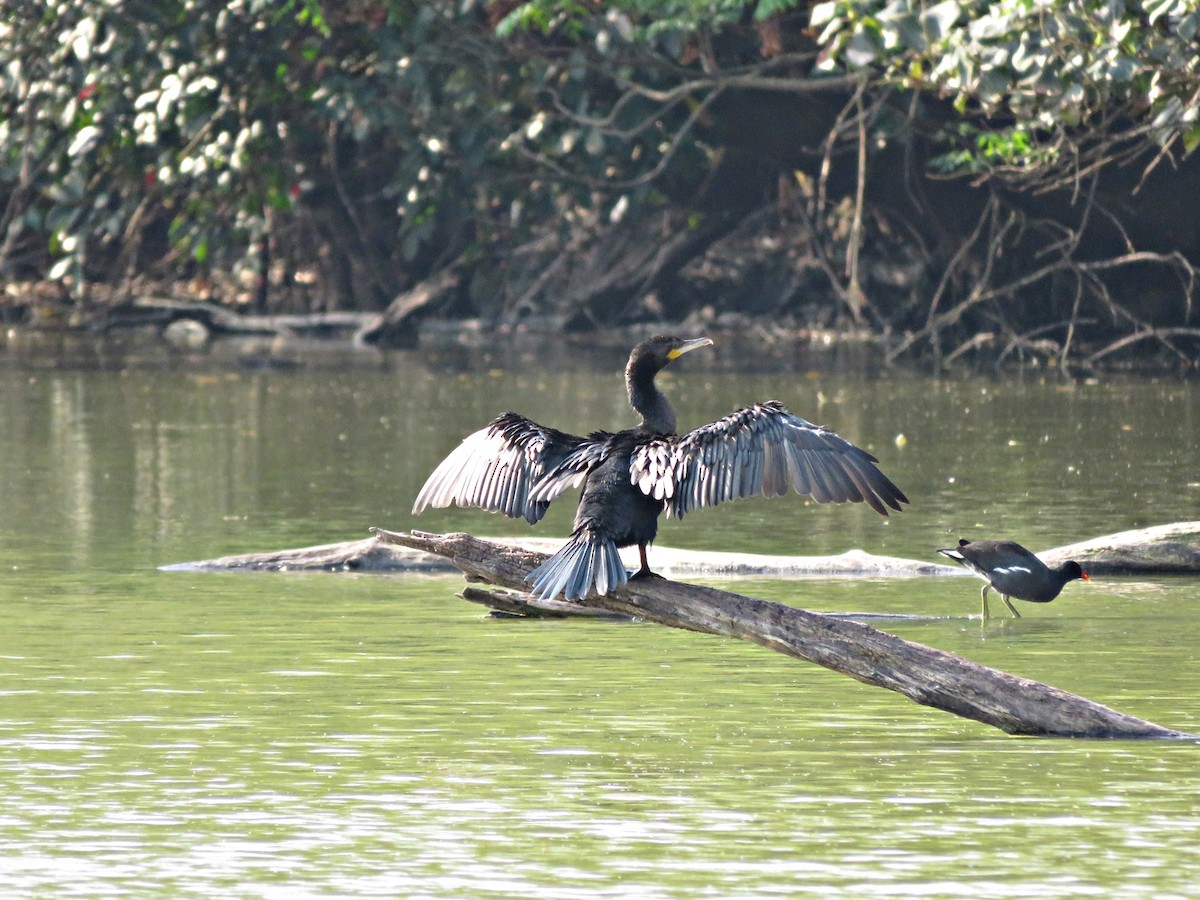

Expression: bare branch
xmin=844 ymin=80 xmax=870 ymax=324
xmin=1086 ymin=327 xmax=1200 ymax=365
xmin=515 ymin=85 xmax=727 ymax=191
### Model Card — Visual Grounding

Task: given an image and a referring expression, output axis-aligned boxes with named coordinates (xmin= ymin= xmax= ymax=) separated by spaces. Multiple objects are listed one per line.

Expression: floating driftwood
xmin=162 ymin=535 xmax=949 ymax=575
xmin=370 ymin=528 xmax=1192 ymax=740
xmin=161 ymin=536 xmax=446 ymax=573
xmin=164 ymin=520 xmax=1200 ymax=576
xmin=1038 ymin=520 xmax=1200 ymax=573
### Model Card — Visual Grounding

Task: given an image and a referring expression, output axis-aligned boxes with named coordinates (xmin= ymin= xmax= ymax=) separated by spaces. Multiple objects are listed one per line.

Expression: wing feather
xmin=412 ymin=413 xmax=588 ymax=524
xmin=629 ymin=401 xmax=908 ymax=519
xmin=528 ymin=434 xmax=613 ymax=505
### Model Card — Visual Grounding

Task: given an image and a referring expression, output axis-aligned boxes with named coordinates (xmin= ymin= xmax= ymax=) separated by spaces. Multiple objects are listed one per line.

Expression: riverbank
xmin=6 ymin=291 xmax=1196 ymax=377
xmin=0 ymin=292 xmax=895 ymax=375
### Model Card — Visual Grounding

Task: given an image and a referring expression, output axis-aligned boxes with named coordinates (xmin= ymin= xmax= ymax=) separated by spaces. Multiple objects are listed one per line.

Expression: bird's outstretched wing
xmin=629 ymin=400 xmax=908 ymax=518
xmin=527 ymin=432 xmax=615 ymax=506
xmin=412 ymin=413 xmax=588 ymax=524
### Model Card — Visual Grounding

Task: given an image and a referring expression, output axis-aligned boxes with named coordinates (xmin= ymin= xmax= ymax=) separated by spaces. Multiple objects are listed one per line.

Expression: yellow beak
xmin=667 ymin=337 xmax=714 ymax=360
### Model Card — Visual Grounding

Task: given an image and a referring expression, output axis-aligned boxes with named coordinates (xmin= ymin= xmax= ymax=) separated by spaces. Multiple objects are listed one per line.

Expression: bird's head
xmin=625 ymin=336 xmax=713 ymax=433
xmin=628 ymin=335 xmax=713 ymax=375
xmin=1065 ymin=560 xmax=1090 ymax=583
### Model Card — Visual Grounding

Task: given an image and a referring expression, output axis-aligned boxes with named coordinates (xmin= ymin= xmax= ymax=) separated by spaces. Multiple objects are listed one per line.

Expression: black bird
xmin=413 ymin=336 xmax=908 ymax=600
xmin=937 ymin=538 xmax=1089 ymax=619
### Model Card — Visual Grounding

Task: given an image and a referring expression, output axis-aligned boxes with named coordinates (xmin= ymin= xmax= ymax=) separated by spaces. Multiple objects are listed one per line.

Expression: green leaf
xmin=753 ymin=0 xmax=797 ymax=21
xmin=67 ymin=125 xmax=100 ymax=158
xmin=1182 ymin=123 xmax=1200 ymax=154
xmin=809 ymin=1 xmax=840 ymax=29
xmin=1177 ymin=11 xmax=1200 ymax=41
xmin=844 ymin=30 xmax=880 ymax=67
xmin=1146 ymin=0 xmax=1178 ymax=26
xmin=968 ymin=13 xmax=1010 ymax=41
xmin=923 ymin=0 xmax=961 ymax=41
xmin=48 ymin=256 xmax=73 ymax=280
xmin=495 ymin=4 xmax=550 ymax=38
xmin=893 ymin=14 xmax=926 ymax=52
xmin=1108 ymin=54 xmax=1137 ymax=83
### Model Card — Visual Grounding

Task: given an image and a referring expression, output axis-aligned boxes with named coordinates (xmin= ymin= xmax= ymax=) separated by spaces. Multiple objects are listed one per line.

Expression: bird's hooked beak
xmin=668 ymin=337 xmax=714 ymax=360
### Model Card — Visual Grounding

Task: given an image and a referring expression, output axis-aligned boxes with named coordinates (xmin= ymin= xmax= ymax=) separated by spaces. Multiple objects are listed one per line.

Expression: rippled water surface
xmin=1 ymin=339 xmax=1199 ymax=897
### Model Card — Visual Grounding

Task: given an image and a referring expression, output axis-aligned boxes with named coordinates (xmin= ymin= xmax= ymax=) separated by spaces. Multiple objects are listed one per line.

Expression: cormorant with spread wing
xmin=412 ymin=336 xmax=907 ymax=600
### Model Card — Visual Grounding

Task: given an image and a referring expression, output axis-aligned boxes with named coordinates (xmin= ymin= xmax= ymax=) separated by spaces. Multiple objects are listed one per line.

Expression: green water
xmin=1 ymin=341 xmax=1199 ymax=897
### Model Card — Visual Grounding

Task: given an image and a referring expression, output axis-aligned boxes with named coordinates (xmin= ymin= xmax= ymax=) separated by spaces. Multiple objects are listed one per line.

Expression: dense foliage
xmin=811 ymin=0 xmax=1200 ymax=180
xmin=0 ymin=1 xmax=541 ymax=311
xmin=2 ymin=0 xmax=1198 ymax=366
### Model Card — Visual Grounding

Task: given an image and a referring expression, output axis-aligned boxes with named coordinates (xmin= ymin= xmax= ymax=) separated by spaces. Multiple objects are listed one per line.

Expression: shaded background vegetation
xmin=2 ymin=0 xmax=1198 ymax=368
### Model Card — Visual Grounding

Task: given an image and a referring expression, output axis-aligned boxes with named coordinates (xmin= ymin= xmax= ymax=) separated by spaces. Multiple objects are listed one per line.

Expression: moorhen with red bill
xmin=937 ymin=538 xmax=1089 ymax=619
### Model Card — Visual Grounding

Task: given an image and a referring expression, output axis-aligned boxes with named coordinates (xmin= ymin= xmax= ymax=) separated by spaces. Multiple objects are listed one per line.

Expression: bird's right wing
xmin=629 ymin=400 xmax=908 ymax=518
xmin=412 ymin=413 xmax=587 ymax=524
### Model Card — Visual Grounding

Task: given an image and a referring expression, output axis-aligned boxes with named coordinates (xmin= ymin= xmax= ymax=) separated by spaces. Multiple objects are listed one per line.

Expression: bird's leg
xmin=629 ymin=544 xmax=659 ymax=580
xmin=1002 ymin=594 xmax=1021 ymax=618
xmin=980 ymin=584 xmax=991 ymax=621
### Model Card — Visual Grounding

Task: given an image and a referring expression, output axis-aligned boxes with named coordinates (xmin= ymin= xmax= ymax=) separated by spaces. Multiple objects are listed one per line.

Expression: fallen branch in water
xmin=1038 ymin=520 xmax=1200 ymax=572
xmin=164 ymin=520 xmax=1200 ymax=576
xmin=460 ymin=585 xmax=637 ymax=620
xmin=371 ymin=527 xmax=1192 ymax=740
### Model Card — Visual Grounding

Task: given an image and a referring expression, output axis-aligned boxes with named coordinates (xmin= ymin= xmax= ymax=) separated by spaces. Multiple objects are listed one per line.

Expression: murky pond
xmin=2 ymin=337 xmax=1199 ymax=897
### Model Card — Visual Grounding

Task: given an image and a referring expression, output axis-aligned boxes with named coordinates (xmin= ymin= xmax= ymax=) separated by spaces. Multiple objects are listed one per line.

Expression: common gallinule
xmin=414 ymin=336 xmax=908 ymax=600
xmin=937 ymin=538 xmax=1089 ymax=619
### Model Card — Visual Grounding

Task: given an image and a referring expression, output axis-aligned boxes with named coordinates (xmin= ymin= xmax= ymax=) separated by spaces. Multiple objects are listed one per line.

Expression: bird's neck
xmin=626 ymin=359 xmax=676 ymax=434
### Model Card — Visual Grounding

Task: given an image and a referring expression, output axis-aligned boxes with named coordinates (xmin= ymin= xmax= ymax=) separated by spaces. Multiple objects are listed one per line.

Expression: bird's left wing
xmin=527 ymin=432 xmax=616 ymax=505
xmin=412 ymin=413 xmax=587 ymax=524
xmin=629 ymin=401 xmax=908 ymax=518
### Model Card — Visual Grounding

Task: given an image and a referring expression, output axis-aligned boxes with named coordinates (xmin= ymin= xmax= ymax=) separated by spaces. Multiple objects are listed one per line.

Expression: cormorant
xmin=413 ymin=336 xmax=908 ymax=600
xmin=937 ymin=538 xmax=1089 ymax=619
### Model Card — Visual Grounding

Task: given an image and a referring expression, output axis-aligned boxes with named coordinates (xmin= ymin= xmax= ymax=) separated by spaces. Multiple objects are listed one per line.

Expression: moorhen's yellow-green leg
xmin=981 ymin=583 xmax=1022 ymax=619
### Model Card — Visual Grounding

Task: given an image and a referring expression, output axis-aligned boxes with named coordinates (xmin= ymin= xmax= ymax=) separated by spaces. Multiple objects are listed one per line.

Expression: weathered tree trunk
xmin=372 ymin=528 xmax=1191 ymax=740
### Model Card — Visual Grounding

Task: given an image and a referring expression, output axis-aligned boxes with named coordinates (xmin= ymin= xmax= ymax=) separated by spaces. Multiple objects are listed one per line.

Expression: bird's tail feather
xmin=526 ymin=532 xmax=628 ymax=601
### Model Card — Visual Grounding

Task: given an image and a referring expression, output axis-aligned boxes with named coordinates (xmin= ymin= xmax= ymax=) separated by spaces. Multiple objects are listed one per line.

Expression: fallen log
xmin=160 ymin=536 xmax=949 ymax=575
xmin=459 ymin=584 xmax=926 ymax=623
xmin=1038 ymin=520 xmax=1200 ymax=573
xmin=160 ymin=536 xmax=442 ymax=573
xmin=162 ymin=520 xmax=1200 ymax=576
xmin=356 ymin=266 xmax=460 ymax=348
xmin=371 ymin=527 xmax=1192 ymax=740
xmin=90 ymin=297 xmax=281 ymax=337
